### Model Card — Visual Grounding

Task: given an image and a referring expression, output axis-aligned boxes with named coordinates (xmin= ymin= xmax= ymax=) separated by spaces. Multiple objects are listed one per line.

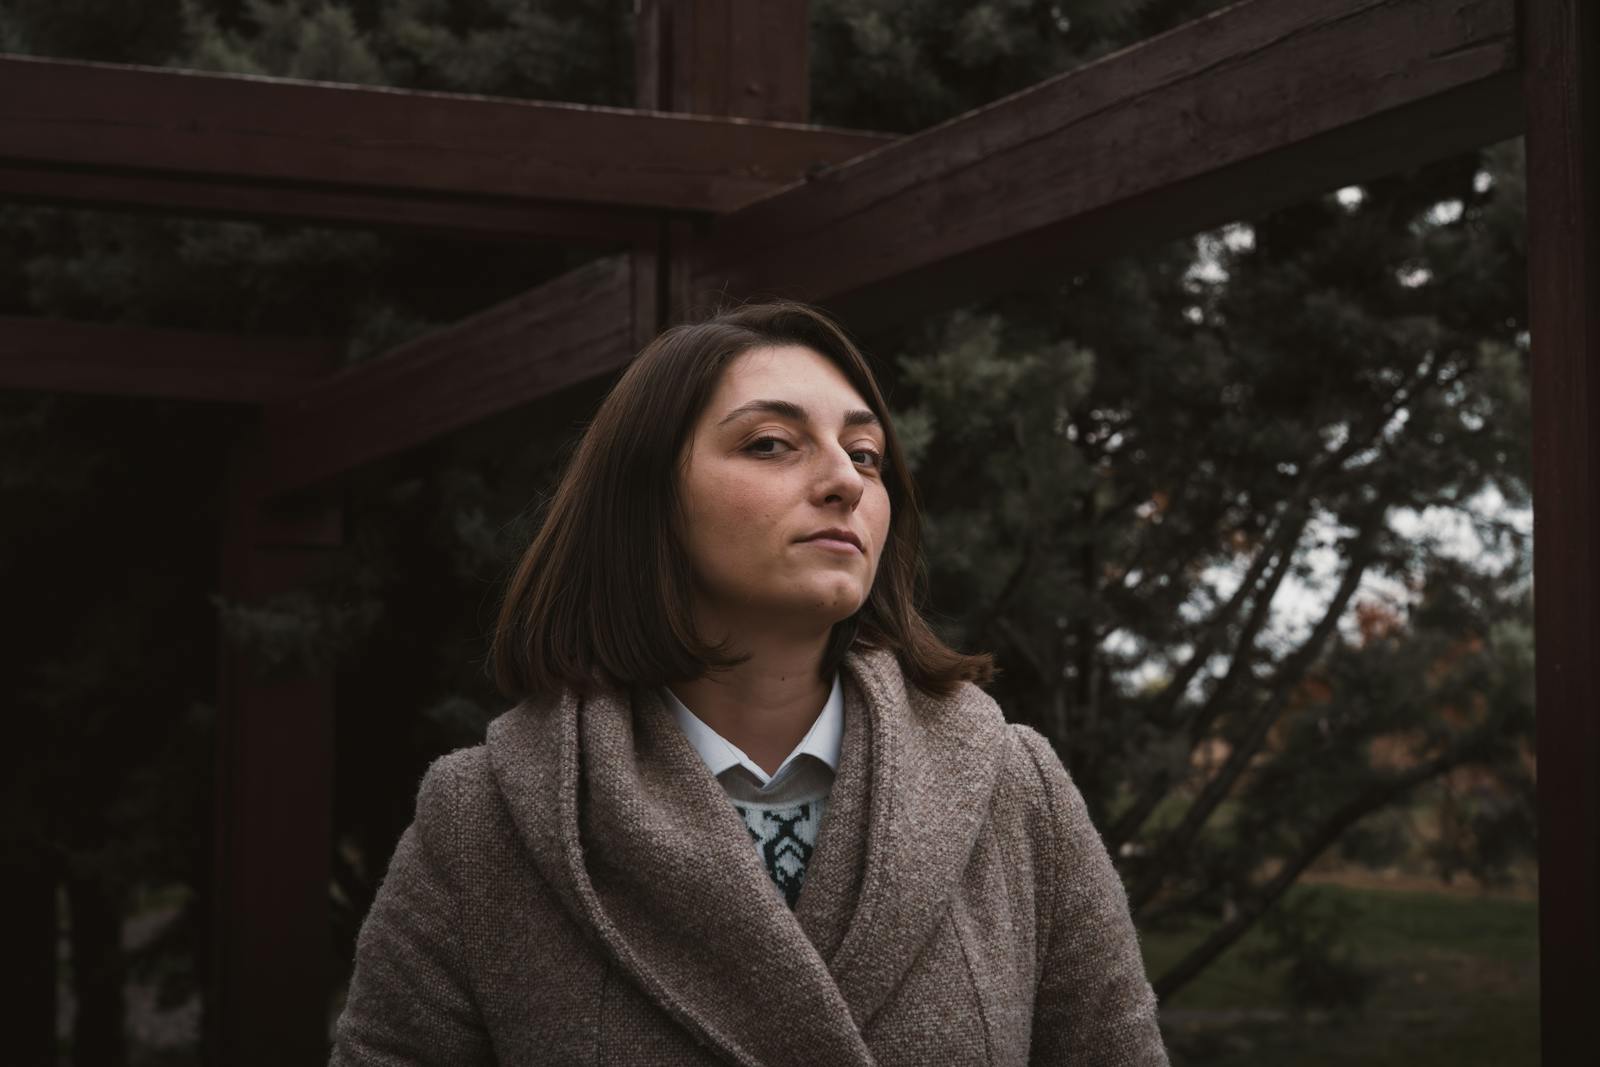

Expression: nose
xmin=813 ymin=442 xmax=865 ymax=510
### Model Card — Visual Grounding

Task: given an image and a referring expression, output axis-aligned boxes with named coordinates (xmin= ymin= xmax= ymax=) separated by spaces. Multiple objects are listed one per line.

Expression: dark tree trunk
xmin=65 ymin=875 xmax=125 ymax=1067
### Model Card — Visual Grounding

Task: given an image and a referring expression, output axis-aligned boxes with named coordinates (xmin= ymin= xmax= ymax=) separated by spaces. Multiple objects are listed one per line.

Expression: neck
xmin=667 ymin=629 xmax=834 ymax=777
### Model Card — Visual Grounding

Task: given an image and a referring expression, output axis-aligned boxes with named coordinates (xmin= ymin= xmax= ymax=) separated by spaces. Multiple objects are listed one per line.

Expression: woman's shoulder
xmin=420 ymin=741 xmax=492 ymax=788
xmin=919 ymin=676 xmax=1077 ymax=799
xmin=410 ymin=716 xmax=549 ymax=858
xmin=418 ymin=695 xmax=562 ymax=802
xmin=892 ymin=669 xmax=1082 ymax=826
xmin=986 ymin=716 xmax=1104 ymax=856
xmin=1004 ymin=720 xmax=1072 ymax=798
xmin=412 ymin=697 xmax=571 ymax=845
xmin=994 ymin=722 xmax=1136 ymax=928
xmin=409 ymin=743 xmax=493 ymax=833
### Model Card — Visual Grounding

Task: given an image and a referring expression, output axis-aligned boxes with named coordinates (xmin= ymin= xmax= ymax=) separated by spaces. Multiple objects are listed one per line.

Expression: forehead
xmin=710 ymin=344 xmax=869 ymax=411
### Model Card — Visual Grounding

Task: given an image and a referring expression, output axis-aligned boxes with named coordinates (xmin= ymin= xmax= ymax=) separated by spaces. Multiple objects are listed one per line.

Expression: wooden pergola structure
xmin=2 ymin=0 xmax=1590 ymax=1061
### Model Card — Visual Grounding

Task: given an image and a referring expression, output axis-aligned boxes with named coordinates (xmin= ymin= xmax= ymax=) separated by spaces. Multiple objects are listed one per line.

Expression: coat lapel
xmin=485 ymin=687 xmax=585 ymax=921
xmin=789 ymin=669 xmax=872 ymax=965
xmin=490 ymin=680 xmax=873 ymax=1067
xmin=822 ymin=649 xmax=1011 ymax=1032
xmin=485 ymin=647 xmax=1010 ymax=1064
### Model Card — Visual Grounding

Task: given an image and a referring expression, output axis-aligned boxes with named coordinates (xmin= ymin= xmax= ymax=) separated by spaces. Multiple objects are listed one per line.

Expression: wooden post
xmin=1522 ymin=1 xmax=1600 ymax=1063
xmin=5 ymin=851 xmax=55 ymax=1065
xmin=209 ymin=421 xmax=342 ymax=1064
xmin=635 ymin=0 xmax=811 ymax=329
xmin=635 ymin=0 xmax=809 ymax=123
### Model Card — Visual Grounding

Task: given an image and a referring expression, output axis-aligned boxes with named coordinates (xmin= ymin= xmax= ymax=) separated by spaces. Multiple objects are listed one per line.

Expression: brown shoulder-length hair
xmin=491 ymin=300 xmax=993 ymax=700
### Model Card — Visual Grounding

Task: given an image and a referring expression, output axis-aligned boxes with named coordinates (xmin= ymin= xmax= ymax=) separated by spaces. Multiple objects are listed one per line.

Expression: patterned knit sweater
xmin=731 ymin=795 xmax=828 ymax=908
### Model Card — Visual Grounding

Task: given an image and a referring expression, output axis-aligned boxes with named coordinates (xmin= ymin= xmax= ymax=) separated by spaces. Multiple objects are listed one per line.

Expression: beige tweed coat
xmin=331 ymin=646 xmax=1168 ymax=1065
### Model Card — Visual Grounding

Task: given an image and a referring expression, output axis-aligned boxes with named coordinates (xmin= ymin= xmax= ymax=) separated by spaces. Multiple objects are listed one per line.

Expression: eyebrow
xmin=716 ymin=399 xmax=882 ymax=431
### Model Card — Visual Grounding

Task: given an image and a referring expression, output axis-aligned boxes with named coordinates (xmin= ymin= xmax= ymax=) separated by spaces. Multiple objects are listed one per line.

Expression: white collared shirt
xmin=661 ymin=673 xmax=843 ymax=806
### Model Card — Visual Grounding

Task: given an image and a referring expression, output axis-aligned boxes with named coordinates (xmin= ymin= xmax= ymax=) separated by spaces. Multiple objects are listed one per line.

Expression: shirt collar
xmin=661 ymin=673 xmax=844 ymax=788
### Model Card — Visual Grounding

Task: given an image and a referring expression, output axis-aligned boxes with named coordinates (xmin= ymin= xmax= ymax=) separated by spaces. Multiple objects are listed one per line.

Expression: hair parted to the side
xmin=491 ymin=299 xmax=993 ymax=702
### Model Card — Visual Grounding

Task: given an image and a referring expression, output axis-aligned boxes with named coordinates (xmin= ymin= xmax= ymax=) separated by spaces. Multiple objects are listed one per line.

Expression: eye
xmin=745 ymin=435 xmax=793 ymax=457
xmin=849 ymin=446 xmax=885 ymax=470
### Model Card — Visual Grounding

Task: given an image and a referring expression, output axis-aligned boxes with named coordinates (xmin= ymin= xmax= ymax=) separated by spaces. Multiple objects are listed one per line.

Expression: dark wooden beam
xmin=691 ymin=0 xmax=1522 ymax=328
xmin=0 ymin=53 xmax=891 ymax=225
xmin=0 ymin=316 xmax=337 ymax=402
xmin=0 ymin=161 xmax=658 ymax=246
xmin=1524 ymin=1 xmax=1600 ymax=1063
xmin=259 ymin=254 xmax=637 ymax=495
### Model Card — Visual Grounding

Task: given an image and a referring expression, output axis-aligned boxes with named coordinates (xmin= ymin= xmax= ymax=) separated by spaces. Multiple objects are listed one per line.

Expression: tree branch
xmin=1107 ymin=360 xmax=1443 ymax=852
xmin=1106 ymin=506 xmax=1306 ymax=849
xmin=1128 ymin=524 xmax=1378 ymax=914
xmin=1151 ymin=733 xmax=1487 ymax=1001
xmin=976 ymin=414 xmax=1041 ymax=646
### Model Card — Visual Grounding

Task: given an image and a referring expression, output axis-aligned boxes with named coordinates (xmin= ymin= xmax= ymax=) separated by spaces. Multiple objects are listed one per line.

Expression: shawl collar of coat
xmin=485 ymin=646 xmax=1011 ymax=1067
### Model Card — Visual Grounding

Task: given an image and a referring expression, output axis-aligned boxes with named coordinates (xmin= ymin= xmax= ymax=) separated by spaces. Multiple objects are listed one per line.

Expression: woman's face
xmin=677 ymin=344 xmax=892 ymax=642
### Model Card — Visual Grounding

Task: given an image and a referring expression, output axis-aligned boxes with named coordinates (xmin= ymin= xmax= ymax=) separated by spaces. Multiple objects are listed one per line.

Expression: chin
xmin=796 ymin=584 xmax=869 ymax=624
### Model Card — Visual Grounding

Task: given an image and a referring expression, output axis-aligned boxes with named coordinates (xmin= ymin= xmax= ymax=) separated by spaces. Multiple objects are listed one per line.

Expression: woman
xmin=332 ymin=302 xmax=1168 ymax=1065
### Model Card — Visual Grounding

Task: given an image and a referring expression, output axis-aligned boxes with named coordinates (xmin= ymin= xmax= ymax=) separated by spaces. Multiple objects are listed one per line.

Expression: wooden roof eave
xmin=0 ymin=53 xmax=896 ymax=238
xmin=255 ymin=253 xmax=641 ymax=497
xmin=691 ymin=0 xmax=1524 ymax=329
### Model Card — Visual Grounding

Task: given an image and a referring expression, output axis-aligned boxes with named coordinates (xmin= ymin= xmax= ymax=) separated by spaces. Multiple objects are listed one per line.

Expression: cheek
xmin=694 ymin=479 xmax=783 ymax=539
xmin=868 ymin=493 xmax=893 ymax=568
xmin=681 ymin=469 xmax=786 ymax=575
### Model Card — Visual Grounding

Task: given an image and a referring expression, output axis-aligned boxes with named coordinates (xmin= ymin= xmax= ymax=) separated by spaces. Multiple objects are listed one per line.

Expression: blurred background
xmin=0 ymin=0 xmax=1537 ymax=1064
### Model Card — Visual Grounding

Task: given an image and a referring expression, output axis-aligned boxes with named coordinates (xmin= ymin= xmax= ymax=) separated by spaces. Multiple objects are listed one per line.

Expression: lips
xmin=800 ymin=528 xmax=862 ymax=550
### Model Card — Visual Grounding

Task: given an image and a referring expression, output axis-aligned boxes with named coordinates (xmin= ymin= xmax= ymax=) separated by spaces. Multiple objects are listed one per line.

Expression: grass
xmin=1140 ymin=883 xmax=1540 ymax=1066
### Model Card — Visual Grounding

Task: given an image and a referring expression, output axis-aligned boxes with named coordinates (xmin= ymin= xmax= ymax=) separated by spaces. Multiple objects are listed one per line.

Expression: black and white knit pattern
xmin=730 ymin=797 xmax=828 ymax=909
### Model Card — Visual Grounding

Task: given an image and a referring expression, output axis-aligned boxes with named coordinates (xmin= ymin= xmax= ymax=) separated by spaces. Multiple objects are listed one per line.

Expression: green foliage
xmin=213 ymin=586 xmax=383 ymax=677
xmin=3 ymin=0 xmax=186 ymax=63
xmin=811 ymin=0 xmax=1235 ymax=131
xmin=1142 ymin=884 xmax=1538 ymax=1064
xmin=180 ymin=0 xmax=385 ymax=82
xmin=174 ymin=0 xmax=633 ymax=99
xmin=1244 ymin=890 xmax=1377 ymax=1012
